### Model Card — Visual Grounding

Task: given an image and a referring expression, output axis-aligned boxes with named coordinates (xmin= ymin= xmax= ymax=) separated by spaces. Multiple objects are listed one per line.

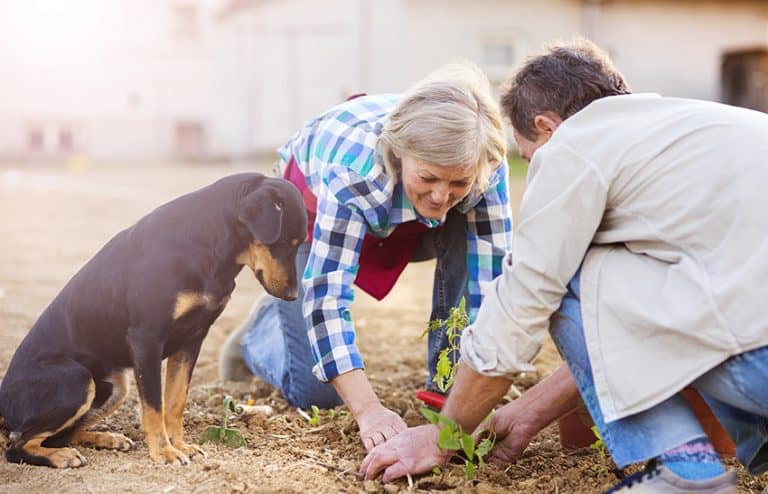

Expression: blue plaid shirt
xmin=276 ymin=94 xmax=513 ymax=382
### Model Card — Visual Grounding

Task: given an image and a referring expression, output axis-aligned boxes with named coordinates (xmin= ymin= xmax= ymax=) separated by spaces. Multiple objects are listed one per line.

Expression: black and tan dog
xmin=0 ymin=173 xmax=307 ymax=467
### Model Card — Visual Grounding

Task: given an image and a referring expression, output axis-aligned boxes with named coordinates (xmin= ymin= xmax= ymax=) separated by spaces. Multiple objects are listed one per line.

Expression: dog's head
xmin=236 ymin=177 xmax=308 ymax=301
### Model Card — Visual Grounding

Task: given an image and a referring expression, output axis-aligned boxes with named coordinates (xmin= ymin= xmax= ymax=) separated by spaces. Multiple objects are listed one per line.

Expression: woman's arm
xmin=304 ymin=169 xmax=407 ymax=451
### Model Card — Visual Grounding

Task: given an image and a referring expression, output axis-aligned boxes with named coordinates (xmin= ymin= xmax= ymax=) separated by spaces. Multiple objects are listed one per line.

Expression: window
xmin=59 ymin=128 xmax=74 ymax=153
xmin=174 ymin=121 xmax=206 ymax=159
xmin=483 ymin=41 xmax=517 ymax=69
xmin=480 ymin=36 xmax=525 ymax=85
xmin=26 ymin=126 xmax=45 ymax=152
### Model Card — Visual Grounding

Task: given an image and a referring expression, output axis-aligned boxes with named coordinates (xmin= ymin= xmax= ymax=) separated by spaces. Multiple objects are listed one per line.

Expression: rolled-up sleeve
xmin=461 ymin=143 xmax=609 ymax=378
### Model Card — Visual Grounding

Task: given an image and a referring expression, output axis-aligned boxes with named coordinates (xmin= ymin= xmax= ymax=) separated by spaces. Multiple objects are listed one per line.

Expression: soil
xmin=0 ymin=163 xmax=766 ymax=493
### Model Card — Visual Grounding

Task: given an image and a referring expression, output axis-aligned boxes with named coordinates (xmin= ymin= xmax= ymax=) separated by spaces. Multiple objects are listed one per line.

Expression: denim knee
xmin=281 ymin=377 xmax=342 ymax=410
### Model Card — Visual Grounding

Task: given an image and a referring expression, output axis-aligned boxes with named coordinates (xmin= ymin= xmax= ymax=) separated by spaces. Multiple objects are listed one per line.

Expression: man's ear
xmin=533 ymin=111 xmax=563 ymax=136
xmin=238 ymin=185 xmax=283 ymax=245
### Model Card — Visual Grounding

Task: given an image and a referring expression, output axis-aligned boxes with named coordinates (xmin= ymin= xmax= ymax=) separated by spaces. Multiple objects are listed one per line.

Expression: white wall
xmin=401 ymin=0 xmax=583 ymax=88
xmin=598 ymin=0 xmax=768 ymax=100
xmin=0 ymin=0 xmax=228 ymax=162
xmin=1 ymin=0 xmax=766 ymax=162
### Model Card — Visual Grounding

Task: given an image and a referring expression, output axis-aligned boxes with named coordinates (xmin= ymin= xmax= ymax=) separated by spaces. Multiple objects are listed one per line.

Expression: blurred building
xmin=0 ymin=0 xmax=231 ymax=163
xmin=0 ymin=0 xmax=766 ymax=163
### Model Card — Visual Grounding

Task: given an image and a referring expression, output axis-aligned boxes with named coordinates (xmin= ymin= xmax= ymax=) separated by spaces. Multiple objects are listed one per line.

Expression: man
xmin=360 ymin=39 xmax=768 ymax=493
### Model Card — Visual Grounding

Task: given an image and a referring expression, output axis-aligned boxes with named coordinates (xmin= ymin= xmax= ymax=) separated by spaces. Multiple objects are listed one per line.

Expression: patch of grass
xmin=507 ymin=153 xmax=528 ymax=179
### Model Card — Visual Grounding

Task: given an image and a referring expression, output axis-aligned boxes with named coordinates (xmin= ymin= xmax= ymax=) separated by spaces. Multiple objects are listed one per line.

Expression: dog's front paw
xmin=114 ymin=434 xmax=135 ymax=451
xmin=175 ymin=442 xmax=207 ymax=460
xmin=71 ymin=431 xmax=134 ymax=451
xmin=47 ymin=447 xmax=87 ymax=468
xmin=150 ymin=445 xmax=190 ymax=466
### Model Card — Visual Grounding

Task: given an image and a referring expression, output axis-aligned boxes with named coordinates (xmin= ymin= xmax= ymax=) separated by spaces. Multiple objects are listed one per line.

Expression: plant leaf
xmin=461 ymin=434 xmax=475 ymax=460
xmin=476 ymin=437 xmax=493 ymax=458
xmin=437 ymin=414 xmax=458 ymax=431
xmin=420 ymin=407 xmax=441 ymax=425
xmin=437 ymin=426 xmax=460 ymax=451
xmin=436 ymin=352 xmax=451 ymax=378
xmin=464 ymin=460 xmax=475 ymax=480
xmin=222 ymin=428 xmax=246 ymax=448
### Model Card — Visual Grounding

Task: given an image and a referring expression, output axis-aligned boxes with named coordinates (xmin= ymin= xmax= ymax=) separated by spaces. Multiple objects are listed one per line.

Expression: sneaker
xmin=218 ymin=295 xmax=271 ymax=381
xmin=605 ymin=460 xmax=737 ymax=494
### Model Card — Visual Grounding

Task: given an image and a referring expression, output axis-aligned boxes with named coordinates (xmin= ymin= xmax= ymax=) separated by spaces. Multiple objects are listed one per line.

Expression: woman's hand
xmin=356 ymin=402 xmax=408 ymax=452
xmin=330 ymin=369 xmax=406 ymax=451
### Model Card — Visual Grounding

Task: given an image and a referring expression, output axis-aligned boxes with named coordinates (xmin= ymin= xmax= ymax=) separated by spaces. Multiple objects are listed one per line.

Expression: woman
xmin=220 ymin=62 xmax=512 ymax=452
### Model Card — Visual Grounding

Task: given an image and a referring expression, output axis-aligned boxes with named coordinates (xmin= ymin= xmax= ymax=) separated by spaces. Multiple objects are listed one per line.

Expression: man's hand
xmin=356 ymin=403 xmax=407 ymax=452
xmin=360 ymin=424 xmax=449 ymax=482
xmin=484 ymin=363 xmax=583 ymax=465
xmin=482 ymin=401 xmax=539 ymax=465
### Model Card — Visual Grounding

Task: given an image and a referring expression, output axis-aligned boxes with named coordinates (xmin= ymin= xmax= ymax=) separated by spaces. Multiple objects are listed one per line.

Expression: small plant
xmin=423 ymin=297 xmax=470 ymax=392
xmin=589 ymin=425 xmax=607 ymax=457
xmin=297 ymin=405 xmax=339 ymax=426
xmin=421 ymin=407 xmax=494 ymax=480
xmin=309 ymin=405 xmax=321 ymax=426
xmin=201 ymin=395 xmax=246 ymax=448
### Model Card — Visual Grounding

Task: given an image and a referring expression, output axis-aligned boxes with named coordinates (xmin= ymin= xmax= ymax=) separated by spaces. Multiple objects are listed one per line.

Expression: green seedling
xmin=421 ymin=407 xmax=495 ymax=481
xmin=589 ymin=425 xmax=607 ymax=457
xmin=309 ymin=405 xmax=321 ymax=426
xmin=423 ymin=297 xmax=470 ymax=392
xmin=202 ymin=395 xmax=246 ymax=448
xmin=297 ymin=405 xmax=337 ymax=426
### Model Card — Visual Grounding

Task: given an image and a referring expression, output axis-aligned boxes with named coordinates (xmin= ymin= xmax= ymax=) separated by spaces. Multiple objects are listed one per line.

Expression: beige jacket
xmin=461 ymin=94 xmax=768 ymax=422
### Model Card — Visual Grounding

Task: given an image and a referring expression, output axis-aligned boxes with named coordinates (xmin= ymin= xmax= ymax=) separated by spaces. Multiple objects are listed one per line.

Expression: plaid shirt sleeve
xmin=301 ymin=165 xmax=391 ymax=384
xmin=460 ymin=159 xmax=514 ymax=321
xmin=302 ymin=188 xmax=366 ymax=383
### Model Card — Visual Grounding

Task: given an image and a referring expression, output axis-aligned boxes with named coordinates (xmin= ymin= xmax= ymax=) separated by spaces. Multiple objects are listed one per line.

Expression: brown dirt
xmin=0 ymin=163 xmax=765 ymax=493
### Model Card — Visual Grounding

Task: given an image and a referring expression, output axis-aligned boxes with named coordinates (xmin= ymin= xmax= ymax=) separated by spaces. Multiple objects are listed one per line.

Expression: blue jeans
xmin=551 ymin=270 xmax=768 ymax=473
xmin=241 ymin=209 xmax=469 ymax=409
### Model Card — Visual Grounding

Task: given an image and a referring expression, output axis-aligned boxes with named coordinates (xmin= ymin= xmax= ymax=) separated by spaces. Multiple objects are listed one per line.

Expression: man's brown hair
xmin=500 ymin=38 xmax=631 ymax=140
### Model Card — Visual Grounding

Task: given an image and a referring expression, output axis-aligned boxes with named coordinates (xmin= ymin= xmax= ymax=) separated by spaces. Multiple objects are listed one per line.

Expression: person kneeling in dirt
xmin=361 ymin=38 xmax=768 ymax=493
xmin=219 ymin=62 xmax=512 ymax=452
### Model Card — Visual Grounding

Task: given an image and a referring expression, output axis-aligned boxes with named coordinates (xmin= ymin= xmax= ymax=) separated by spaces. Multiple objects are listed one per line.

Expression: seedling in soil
xmin=589 ymin=425 xmax=606 ymax=457
xmin=421 ymin=407 xmax=495 ymax=481
xmin=202 ymin=395 xmax=246 ymax=448
xmin=423 ymin=297 xmax=470 ymax=393
xmin=297 ymin=405 xmax=338 ymax=426
xmin=589 ymin=425 xmax=626 ymax=479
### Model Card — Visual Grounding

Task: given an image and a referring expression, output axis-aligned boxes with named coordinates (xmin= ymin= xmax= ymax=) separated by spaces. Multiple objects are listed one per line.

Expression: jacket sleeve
xmin=460 ymin=142 xmax=609 ymax=377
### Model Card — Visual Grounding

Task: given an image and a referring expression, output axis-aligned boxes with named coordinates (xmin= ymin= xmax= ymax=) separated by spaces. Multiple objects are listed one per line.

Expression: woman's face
xmin=399 ymin=154 xmax=476 ymax=220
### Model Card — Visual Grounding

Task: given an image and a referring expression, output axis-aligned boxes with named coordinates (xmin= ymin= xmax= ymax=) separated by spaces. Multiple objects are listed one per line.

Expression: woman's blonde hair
xmin=377 ymin=61 xmax=507 ymax=194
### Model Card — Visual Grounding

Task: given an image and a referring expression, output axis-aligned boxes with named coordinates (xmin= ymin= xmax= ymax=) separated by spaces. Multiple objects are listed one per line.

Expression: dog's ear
xmin=238 ymin=184 xmax=283 ymax=245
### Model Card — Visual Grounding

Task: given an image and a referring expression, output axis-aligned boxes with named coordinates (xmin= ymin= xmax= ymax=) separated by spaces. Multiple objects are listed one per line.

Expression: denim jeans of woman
xmin=240 ymin=209 xmax=469 ymax=409
xmin=551 ymin=270 xmax=768 ymax=473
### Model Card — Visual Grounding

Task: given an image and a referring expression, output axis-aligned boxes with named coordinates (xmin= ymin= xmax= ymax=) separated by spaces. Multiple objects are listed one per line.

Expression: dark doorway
xmin=721 ymin=48 xmax=768 ymax=112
